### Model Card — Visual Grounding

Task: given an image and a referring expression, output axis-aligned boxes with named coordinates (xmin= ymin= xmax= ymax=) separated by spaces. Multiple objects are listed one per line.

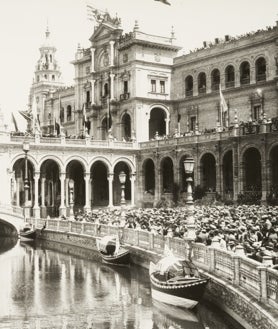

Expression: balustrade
xmin=28 ymin=218 xmax=278 ymax=309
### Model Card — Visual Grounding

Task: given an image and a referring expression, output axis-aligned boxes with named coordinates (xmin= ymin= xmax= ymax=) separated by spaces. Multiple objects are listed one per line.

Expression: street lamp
xmin=68 ymin=179 xmax=74 ymax=220
xmin=119 ymin=171 xmax=126 ymax=206
xmin=183 ymin=157 xmax=195 ymax=240
xmin=23 ymin=141 xmax=30 ymax=220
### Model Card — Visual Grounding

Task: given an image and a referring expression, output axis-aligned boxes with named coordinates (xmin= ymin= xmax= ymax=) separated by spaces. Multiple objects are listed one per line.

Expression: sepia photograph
xmin=0 ymin=0 xmax=278 ymax=328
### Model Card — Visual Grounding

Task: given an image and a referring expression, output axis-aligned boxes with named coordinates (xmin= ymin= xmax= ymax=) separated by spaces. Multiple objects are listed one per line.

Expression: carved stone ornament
xmin=123 ymin=53 xmax=128 ymax=63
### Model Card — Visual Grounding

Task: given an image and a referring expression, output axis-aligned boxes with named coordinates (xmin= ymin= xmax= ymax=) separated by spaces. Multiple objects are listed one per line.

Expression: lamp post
xmin=183 ymin=157 xmax=195 ymax=240
xmin=119 ymin=171 xmax=126 ymax=206
xmin=23 ymin=141 xmax=30 ymax=220
xmin=68 ymin=179 xmax=74 ymax=221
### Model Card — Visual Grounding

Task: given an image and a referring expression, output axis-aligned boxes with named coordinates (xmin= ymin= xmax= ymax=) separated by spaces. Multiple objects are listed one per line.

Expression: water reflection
xmin=0 ymin=239 xmax=244 ymax=329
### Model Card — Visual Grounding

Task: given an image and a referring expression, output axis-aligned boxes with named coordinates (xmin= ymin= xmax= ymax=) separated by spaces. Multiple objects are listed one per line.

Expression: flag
xmin=54 ymin=117 xmax=60 ymax=136
xmin=18 ymin=109 xmax=32 ymax=122
xmin=11 ymin=112 xmax=18 ymax=132
xmin=219 ymin=84 xmax=228 ymax=114
xmin=82 ymin=103 xmax=91 ymax=134
xmin=219 ymin=84 xmax=228 ymax=127
xmin=154 ymin=0 xmax=171 ymax=5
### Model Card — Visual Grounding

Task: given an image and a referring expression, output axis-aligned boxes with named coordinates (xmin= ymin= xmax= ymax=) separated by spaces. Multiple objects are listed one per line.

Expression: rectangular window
xmin=253 ymin=105 xmax=261 ymax=121
xmin=151 ymin=79 xmax=156 ymax=93
xmin=190 ymin=116 xmax=196 ymax=132
xmin=160 ymin=81 xmax=165 ymax=94
xmin=124 ymin=81 xmax=128 ymax=94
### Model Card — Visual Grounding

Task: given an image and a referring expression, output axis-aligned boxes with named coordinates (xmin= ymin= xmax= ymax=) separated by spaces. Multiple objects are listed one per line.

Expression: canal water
xmin=0 ymin=238 xmax=244 ymax=329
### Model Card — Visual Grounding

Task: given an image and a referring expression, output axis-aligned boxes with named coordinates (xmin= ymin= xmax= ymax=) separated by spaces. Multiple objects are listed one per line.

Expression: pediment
xmin=90 ymin=23 xmax=122 ymax=42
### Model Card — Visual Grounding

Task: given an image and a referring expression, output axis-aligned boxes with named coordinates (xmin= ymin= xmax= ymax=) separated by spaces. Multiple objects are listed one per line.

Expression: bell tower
xmin=28 ymin=25 xmax=64 ymax=129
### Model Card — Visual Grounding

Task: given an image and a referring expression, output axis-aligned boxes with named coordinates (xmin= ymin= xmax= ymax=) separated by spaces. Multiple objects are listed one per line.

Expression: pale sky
xmin=0 ymin=0 xmax=278 ymax=129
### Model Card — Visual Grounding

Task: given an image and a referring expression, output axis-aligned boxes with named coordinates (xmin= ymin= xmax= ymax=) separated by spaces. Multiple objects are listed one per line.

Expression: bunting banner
xmin=219 ymin=84 xmax=228 ymax=127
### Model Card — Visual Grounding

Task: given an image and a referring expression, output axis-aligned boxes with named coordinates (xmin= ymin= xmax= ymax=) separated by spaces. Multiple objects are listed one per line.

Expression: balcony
xmin=225 ymin=81 xmax=235 ymax=88
xmin=185 ymin=90 xmax=193 ymax=97
xmin=198 ymin=87 xmax=206 ymax=95
xmin=256 ymin=74 xmax=266 ymax=82
xmin=120 ymin=93 xmax=130 ymax=101
xmin=240 ymin=77 xmax=250 ymax=85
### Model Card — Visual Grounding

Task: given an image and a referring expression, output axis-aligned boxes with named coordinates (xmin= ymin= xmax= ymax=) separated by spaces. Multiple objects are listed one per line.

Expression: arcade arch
xmin=149 ymin=107 xmax=166 ymax=140
xmin=90 ymin=161 xmax=109 ymax=207
xmin=143 ymin=159 xmax=155 ymax=194
xmin=12 ymin=157 xmax=35 ymax=208
xmin=200 ymin=153 xmax=216 ymax=192
xmin=222 ymin=150 xmax=233 ymax=197
xmin=242 ymin=147 xmax=261 ymax=192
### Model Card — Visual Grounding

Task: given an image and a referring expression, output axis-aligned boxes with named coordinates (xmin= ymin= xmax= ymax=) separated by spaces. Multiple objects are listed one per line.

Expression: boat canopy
xmin=98 ymin=235 xmax=116 ymax=253
xmin=155 ymin=255 xmax=198 ymax=277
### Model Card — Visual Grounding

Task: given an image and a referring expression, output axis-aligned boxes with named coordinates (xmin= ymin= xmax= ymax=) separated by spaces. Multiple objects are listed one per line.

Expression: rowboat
xmin=149 ymin=253 xmax=209 ymax=309
xmin=19 ymin=224 xmax=36 ymax=241
xmin=96 ymin=235 xmax=130 ymax=266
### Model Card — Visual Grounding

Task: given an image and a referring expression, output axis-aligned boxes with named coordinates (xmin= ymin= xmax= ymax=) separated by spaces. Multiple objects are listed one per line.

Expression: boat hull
xmin=99 ymin=249 xmax=130 ymax=266
xmin=20 ymin=230 xmax=36 ymax=241
xmin=150 ymin=274 xmax=208 ymax=309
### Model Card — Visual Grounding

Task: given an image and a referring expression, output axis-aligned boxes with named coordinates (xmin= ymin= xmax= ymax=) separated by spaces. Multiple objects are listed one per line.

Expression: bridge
xmin=0 ymin=206 xmax=25 ymax=236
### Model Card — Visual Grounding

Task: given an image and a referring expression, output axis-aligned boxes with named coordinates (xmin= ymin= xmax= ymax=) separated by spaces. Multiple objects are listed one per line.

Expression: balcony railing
xmin=225 ymin=81 xmax=235 ymax=88
xmin=185 ymin=89 xmax=193 ymax=97
xmin=240 ymin=77 xmax=250 ymax=85
xmin=211 ymin=83 xmax=220 ymax=91
xmin=198 ymin=87 xmax=206 ymax=94
xmin=256 ymin=73 xmax=266 ymax=82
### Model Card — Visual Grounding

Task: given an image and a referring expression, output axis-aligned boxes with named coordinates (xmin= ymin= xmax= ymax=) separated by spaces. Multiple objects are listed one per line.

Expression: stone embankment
xmin=32 ymin=218 xmax=278 ymax=329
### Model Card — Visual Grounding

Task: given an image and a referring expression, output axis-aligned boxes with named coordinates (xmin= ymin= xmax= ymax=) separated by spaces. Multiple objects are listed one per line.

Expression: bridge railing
xmin=30 ymin=219 xmax=278 ymax=309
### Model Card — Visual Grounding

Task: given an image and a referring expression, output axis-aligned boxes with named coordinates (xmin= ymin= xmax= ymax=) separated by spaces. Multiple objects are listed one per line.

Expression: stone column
xmin=90 ymin=47 xmax=95 ymax=73
xmin=130 ymin=173 xmax=136 ymax=207
xmin=90 ymin=79 xmax=95 ymax=105
xmin=65 ymin=176 xmax=69 ymax=207
xmin=232 ymin=143 xmax=239 ymax=201
xmin=250 ymin=64 xmax=256 ymax=84
xmin=84 ymin=172 xmax=91 ymax=212
xmin=109 ymin=41 xmax=115 ymax=66
xmin=216 ymin=162 xmax=222 ymax=196
xmin=154 ymin=167 xmax=162 ymax=204
xmin=40 ymin=174 xmax=46 ymax=218
xmin=59 ymin=172 xmax=66 ymax=217
xmin=165 ymin=117 xmax=170 ymax=136
xmin=261 ymin=159 xmax=267 ymax=204
xmin=110 ymin=73 xmax=115 ymax=100
xmin=234 ymin=69 xmax=240 ymax=88
xmin=107 ymin=173 xmax=114 ymax=208
xmin=16 ymin=174 xmax=21 ymax=206
xmin=33 ymin=172 xmax=40 ymax=219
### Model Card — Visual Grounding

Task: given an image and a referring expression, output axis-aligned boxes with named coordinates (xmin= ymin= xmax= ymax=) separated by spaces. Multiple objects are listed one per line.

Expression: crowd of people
xmin=71 ymin=204 xmax=278 ymax=266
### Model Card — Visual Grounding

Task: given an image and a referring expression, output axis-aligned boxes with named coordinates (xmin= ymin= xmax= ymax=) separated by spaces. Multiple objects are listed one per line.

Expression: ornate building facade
xmin=2 ymin=13 xmax=278 ymax=217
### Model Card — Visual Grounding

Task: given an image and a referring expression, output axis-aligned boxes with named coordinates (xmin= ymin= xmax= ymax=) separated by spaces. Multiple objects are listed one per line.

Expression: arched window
xmin=198 ymin=72 xmax=206 ymax=94
xmin=121 ymin=113 xmax=131 ymax=140
xmin=36 ymin=75 xmax=40 ymax=82
xmin=52 ymin=75 xmax=55 ymax=81
xmin=103 ymin=83 xmax=109 ymax=97
xmin=50 ymin=54 xmax=52 ymax=63
xmin=44 ymin=74 xmax=48 ymax=80
xmin=211 ymin=69 xmax=220 ymax=91
xmin=185 ymin=75 xmax=193 ymax=97
xmin=67 ymin=105 xmax=72 ymax=122
xmin=240 ymin=61 xmax=250 ymax=85
xmin=225 ymin=65 xmax=235 ymax=88
xmin=255 ymin=57 xmax=266 ymax=82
